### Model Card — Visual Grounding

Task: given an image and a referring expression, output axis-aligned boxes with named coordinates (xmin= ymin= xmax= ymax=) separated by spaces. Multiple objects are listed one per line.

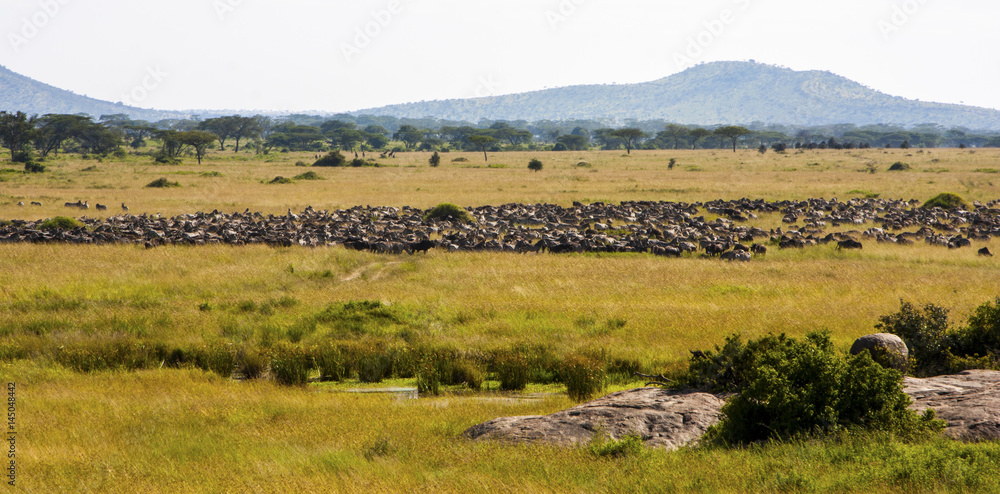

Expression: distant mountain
xmin=354 ymin=61 xmax=1000 ymax=129
xmin=0 ymin=65 xmax=189 ymax=121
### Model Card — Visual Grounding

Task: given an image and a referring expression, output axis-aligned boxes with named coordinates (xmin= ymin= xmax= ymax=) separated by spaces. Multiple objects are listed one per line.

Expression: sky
xmin=2 ymin=0 xmax=998 ymax=114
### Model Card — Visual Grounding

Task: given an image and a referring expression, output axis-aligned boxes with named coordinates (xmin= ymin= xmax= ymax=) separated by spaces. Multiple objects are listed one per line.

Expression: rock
xmin=850 ymin=333 xmax=908 ymax=371
xmin=904 ymin=370 xmax=1000 ymax=441
xmin=463 ymin=387 xmax=724 ymax=450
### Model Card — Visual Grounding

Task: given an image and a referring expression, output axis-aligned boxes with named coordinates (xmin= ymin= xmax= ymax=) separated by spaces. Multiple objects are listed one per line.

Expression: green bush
xmin=54 ymin=337 xmax=155 ymax=372
xmin=428 ymin=152 xmax=441 ymax=167
xmin=146 ymin=177 xmax=181 ymax=188
xmin=922 ymin=193 xmax=968 ymax=210
xmin=528 ymin=158 xmax=543 ymax=172
xmin=422 ymin=203 xmax=476 ymax=224
xmin=192 ymin=343 xmax=236 ymax=378
xmin=268 ymin=176 xmax=293 ymax=184
xmin=562 ymin=354 xmax=606 ymax=402
xmin=24 ymin=162 xmax=45 ymax=173
xmin=313 ymin=151 xmax=347 ymax=167
xmin=236 ymin=346 xmax=269 ymax=380
xmin=701 ymin=332 xmax=944 ymax=445
xmin=270 ymin=344 xmax=312 ymax=386
xmin=888 ymin=162 xmax=911 ymax=171
xmin=875 ymin=300 xmax=951 ymax=375
xmin=589 ymin=435 xmax=647 ymax=459
xmin=39 ymin=216 xmax=82 ymax=230
xmin=293 ymin=171 xmax=322 ymax=180
xmin=954 ymin=298 xmax=1000 ymax=358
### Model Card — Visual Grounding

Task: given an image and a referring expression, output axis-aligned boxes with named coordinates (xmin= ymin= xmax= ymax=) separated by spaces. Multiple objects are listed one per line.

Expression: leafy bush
xmin=39 ymin=216 xmax=82 ymax=230
xmin=922 ymin=193 xmax=968 ymax=211
xmin=236 ymin=346 xmax=269 ymax=380
xmin=954 ymin=298 xmax=1000 ymax=359
xmin=562 ymin=354 xmax=606 ymax=401
xmin=350 ymin=158 xmax=370 ymax=167
xmin=191 ymin=343 xmax=236 ymax=377
xmin=422 ymin=203 xmax=476 ymax=224
xmin=313 ymin=151 xmax=347 ymax=167
xmin=528 ymin=158 xmax=543 ymax=172
xmin=268 ymin=176 xmax=293 ymax=184
xmin=313 ymin=343 xmax=348 ymax=381
xmin=429 ymin=151 xmax=441 ymax=167
xmin=888 ymin=162 xmax=911 ymax=171
xmin=11 ymin=149 xmax=33 ymax=163
xmin=146 ymin=177 xmax=181 ymax=188
xmin=700 ymin=332 xmax=944 ymax=445
xmin=875 ymin=300 xmax=951 ymax=375
xmin=451 ymin=157 xmax=469 ymax=162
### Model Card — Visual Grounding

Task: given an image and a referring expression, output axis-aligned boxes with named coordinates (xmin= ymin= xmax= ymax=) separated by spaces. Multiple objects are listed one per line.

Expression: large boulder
xmin=850 ymin=333 xmax=908 ymax=371
xmin=904 ymin=370 xmax=1000 ymax=441
xmin=463 ymin=387 xmax=724 ymax=450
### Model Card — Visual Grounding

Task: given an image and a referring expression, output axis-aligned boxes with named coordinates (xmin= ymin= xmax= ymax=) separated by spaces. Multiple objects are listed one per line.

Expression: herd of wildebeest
xmin=2 ymin=197 xmax=999 ymax=259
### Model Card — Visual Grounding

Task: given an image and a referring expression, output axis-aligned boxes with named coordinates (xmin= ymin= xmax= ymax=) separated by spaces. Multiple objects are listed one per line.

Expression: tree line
xmin=4 ymin=110 xmax=1000 ymax=168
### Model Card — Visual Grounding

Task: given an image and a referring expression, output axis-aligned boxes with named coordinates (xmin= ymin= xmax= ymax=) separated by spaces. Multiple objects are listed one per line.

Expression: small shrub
xmin=236 ymin=347 xmax=269 ymax=380
xmin=576 ymin=161 xmax=591 ymax=168
xmin=24 ymin=162 xmax=45 ymax=173
xmin=350 ymin=158 xmax=369 ymax=167
xmin=81 ymin=166 xmax=99 ymax=172
xmin=313 ymin=343 xmax=348 ymax=381
xmin=922 ymin=193 xmax=969 ymax=211
xmin=293 ymin=171 xmax=322 ymax=180
xmin=313 ymin=151 xmax=347 ymax=167
xmin=270 ymin=344 xmax=312 ymax=386
xmin=888 ymin=161 xmax=911 ymax=171
xmin=200 ymin=171 xmax=224 ymax=177
xmin=528 ymin=158 xmax=543 ymax=172
xmin=294 ymin=161 xmax=308 ymax=167
xmin=429 ymin=151 xmax=441 ymax=167
xmin=363 ymin=437 xmax=394 ymax=460
xmin=589 ymin=435 xmax=647 ymax=459
xmin=668 ymin=158 xmax=676 ymax=170
xmin=153 ymin=155 xmax=182 ymax=165
xmin=11 ymin=149 xmax=33 ymax=163
xmin=422 ymin=203 xmax=476 ymax=224
xmin=146 ymin=177 xmax=180 ymax=188
xmin=192 ymin=343 xmax=236 ymax=378
xmin=451 ymin=157 xmax=469 ymax=162
xmin=494 ymin=350 xmax=530 ymax=391
xmin=562 ymin=354 xmax=606 ymax=402
xmin=39 ymin=216 xmax=82 ymax=230
xmin=875 ymin=300 xmax=951 ymax=375
xmin=268 ymin=176 xmax=293 ymax=184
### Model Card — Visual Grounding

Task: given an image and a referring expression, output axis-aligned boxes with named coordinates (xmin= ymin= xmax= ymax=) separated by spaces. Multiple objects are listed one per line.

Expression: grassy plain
xmin=3 ymin=146 xmax=1000 ymax=492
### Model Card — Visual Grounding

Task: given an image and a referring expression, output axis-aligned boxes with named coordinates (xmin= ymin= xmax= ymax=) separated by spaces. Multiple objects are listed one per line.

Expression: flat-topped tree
xmin=714 ymin=125 xmax=752 ymax=152
xmin=0 ymin=111 xmax=35 ymax=160
xmin=609 ymin=128 xmax=647 ymax=154
xmin=467 ymin=135 xmax=496 ymax=162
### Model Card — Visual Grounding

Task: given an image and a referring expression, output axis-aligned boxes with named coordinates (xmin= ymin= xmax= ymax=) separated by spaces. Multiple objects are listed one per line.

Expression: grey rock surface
xmin=463 ymin=387 xmax=724 ymax=450
xmin=904 ymin=369 xmax=1000 ymax=441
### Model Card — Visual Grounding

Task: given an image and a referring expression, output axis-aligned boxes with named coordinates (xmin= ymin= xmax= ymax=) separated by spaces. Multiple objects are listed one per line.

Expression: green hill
xmin=0 ymin=65 xmax=188 ymax=121
xmin=354 ymin=61 xmax=1000 ymax=129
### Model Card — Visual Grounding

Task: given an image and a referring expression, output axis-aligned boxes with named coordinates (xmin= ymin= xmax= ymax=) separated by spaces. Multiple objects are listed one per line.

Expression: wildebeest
xmin=837 ymin=239 xmax=863 ymax=250
xmin=96 ymin=204 xmax=108 ymax=211
xmin=720 ymin=250 xmax=751 ymax=262
xmin=16 ymin=201 xmax=24 ymax=206
xmin=30 ymin=201 xmax=41 ymax=206
xmin=408 ymin=239 xmax=436 ymax=254
xmin=750 ymin=243 xmax=767 ymax=256
xmin=122 ymin=203 xmax=129 ymax=212
xmin=979 ymin=247 xmax=994 ymax=257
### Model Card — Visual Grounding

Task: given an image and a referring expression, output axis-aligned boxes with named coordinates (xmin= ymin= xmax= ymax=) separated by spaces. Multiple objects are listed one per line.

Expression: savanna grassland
xmin=3 ymin=146 xmax=1000 ymax=492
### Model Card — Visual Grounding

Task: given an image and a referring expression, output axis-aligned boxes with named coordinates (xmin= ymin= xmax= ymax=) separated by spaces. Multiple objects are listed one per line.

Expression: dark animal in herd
xmin=980 ymin=247 xmax=994 ymax=257
xmin=4 ymin=198 xmax=999 ymax=261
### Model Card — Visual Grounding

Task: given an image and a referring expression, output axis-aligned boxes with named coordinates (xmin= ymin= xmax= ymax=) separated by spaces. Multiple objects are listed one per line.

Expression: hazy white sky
xmin=2 ymin=0 xmax=998 ymax=114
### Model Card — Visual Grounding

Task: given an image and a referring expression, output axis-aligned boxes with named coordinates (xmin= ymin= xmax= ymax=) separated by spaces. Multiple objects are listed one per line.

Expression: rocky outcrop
xmin=905 ymin=370 xmax=1000 ymax=441
xmin=463 ymin=387 xmax=724 ymax=450
xmin=465 ymin=370 xmax=1000 ymax=449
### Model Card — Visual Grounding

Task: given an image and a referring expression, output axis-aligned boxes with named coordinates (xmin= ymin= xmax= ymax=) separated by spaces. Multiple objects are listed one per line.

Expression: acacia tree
xmin=180 ymin=130 xmax=219 ymax=164
xmin=714 ymin=125 xmax=752 ymax=152
xmin=198 ymin=116 xmax=238 ymax=150
xmin=609 ymin=128 xmax=647 ymax=154
xmin=0 ymin=111 xmax=36 ymax=160
xmin=34 ymin=114 xmax=91 ymax=156
xmin=689 ymin=128 xmax=712 ymax=149
xmin=467 ymin=135 xmax=496 ymax=162
xmin=658 ymin=123 xmax=689 ymax=150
